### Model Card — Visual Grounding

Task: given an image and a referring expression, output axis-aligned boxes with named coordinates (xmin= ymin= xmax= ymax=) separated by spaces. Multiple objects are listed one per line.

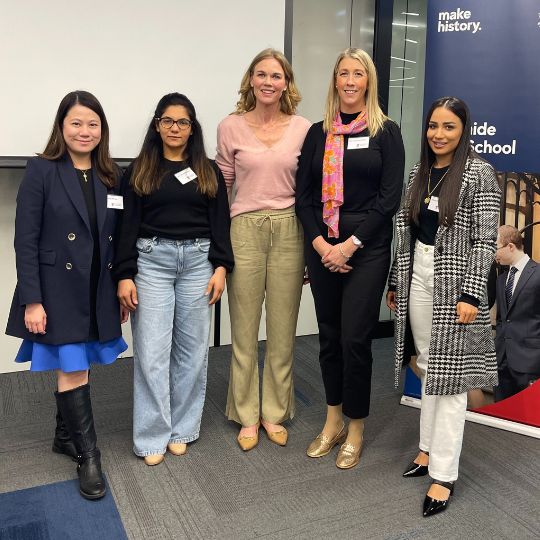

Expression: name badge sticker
xmin=347 ymin=137 xmax=369 ymax=150
xmin=175 ymin=167 xmax=198 ymax=185
xmin=428 ymin=196 xmax=439 ymax=213
xmin=107 ymin=194 xmax=124 ymax=209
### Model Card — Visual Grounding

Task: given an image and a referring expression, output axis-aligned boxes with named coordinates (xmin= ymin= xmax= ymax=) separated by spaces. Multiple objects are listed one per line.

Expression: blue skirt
xmin=15 ymin=337 xmax=128 ymax=373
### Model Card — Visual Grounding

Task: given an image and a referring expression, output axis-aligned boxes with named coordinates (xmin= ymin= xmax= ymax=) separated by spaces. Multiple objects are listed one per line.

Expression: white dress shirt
xmin=506 ymin=253 xmax=530 ymax=295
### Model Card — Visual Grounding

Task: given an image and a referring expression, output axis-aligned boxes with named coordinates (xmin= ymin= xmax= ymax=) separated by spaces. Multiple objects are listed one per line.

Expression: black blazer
xmin=6 ymin=156 xmax=123 ymax=345
xmin=495 ymin=258 xmax=540 ymax=373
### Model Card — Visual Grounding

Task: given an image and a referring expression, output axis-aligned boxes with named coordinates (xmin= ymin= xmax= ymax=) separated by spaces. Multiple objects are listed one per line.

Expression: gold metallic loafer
xmin=144 ymin=454 xmax=165 ymax=466
xmin=306 ymin=424 xmax=347 ymax=458
xmin=336 ymin=439 xmax=363 ymax=469
xmin=262 ymin=425 xmax=288 ymax=446
xmin=167 ymin=442 xmax=187 ymax=456
xmin=237 ymin=422 xmax=260 ymax=452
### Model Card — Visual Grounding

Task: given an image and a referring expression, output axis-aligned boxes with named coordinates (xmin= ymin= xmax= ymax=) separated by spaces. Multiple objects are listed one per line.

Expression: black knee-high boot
xmin=52 ymin=400 xmax=79 ymax=461
xmin=55 ymin=384 xmax=106 ymax=500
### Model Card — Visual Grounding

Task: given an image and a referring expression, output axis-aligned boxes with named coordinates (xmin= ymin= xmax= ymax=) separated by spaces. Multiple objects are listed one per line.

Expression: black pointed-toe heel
xmin=403 ymin=450 xmax=429 ymax=477
xmin=423 ymin=480 xmax=455 ymax=517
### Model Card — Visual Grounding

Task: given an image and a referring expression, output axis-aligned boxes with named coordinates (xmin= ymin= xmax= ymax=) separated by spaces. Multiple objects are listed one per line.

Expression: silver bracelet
xmin=338 ymin=243 xmax=351 ymax=260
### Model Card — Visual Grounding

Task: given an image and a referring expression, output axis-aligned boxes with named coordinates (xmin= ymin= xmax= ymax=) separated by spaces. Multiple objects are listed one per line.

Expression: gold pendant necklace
xmin=425 ymin=165 xmax=449 ymax=204
xmin=76 ymin=168 xmax=90 ymax=182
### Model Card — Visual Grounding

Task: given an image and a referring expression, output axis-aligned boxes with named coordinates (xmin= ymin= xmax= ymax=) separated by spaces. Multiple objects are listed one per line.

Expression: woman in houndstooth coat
xmin=386 ymin=97 xmax=500 ymax=517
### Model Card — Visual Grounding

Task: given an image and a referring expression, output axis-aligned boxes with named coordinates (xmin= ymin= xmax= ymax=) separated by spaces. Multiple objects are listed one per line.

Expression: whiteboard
xmin=0 ymin=0 xmax=286 ymax=158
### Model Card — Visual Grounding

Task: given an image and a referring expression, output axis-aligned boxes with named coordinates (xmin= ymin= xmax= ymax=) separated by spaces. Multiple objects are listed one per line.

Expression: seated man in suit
xmin=494 ymin=225 xmax=540 ymax=401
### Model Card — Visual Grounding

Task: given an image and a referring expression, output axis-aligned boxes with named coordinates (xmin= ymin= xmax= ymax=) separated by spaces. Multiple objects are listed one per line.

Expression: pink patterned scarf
xmin=322 ymin=111 xmax=368 ymax=238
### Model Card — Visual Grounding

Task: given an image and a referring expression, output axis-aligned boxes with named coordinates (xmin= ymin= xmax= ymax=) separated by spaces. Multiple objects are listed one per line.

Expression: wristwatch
xmin=351 ymin=235 xmax=364 ymax=248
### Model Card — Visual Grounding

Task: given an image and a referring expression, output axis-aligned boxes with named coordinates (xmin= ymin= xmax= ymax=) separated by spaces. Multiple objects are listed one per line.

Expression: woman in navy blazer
xmin=6 ymin=91 xmax=128 ymax=500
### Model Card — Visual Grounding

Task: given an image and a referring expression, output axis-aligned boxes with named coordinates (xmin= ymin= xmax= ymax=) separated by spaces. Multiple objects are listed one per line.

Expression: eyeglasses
xmin=156 ymin=117 xmax=192 ymax=130
xmin=496 ymin=244 xmax=508 ymax=250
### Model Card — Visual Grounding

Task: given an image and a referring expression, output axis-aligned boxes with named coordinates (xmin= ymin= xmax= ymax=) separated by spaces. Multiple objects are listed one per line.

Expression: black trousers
xmin=305 ymin=218 xmax=392 ymax=419
xmin=494 ymin=358 xmax=540 ymax=402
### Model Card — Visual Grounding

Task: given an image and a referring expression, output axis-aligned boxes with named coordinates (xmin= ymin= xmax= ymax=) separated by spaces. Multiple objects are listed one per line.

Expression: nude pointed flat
xmin=237 ymin=422 xmax=260 ymax=452
xmin=261 ymin=422 xmax=288 ymax=446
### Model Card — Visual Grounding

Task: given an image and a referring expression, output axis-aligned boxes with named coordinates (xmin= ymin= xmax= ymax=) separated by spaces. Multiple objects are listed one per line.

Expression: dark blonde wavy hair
xmin=234 ymin=49 xmax=301 ymax=115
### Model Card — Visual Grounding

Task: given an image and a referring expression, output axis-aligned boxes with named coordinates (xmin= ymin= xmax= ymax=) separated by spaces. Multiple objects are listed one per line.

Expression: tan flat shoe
xmin=144 ymin=454 xmax=165 ymax=466
xmin=237 ymin=422 xmax=260 ymax=452
xmin=336 ymin=438 xmax=363 ymax=469
xmin=261 ymin=422 xmax=288 ymax=446
xmin=167 ymin=442 xmax=187 ymax=456
xmin=306 ymin=424 xmax=347 ymax=458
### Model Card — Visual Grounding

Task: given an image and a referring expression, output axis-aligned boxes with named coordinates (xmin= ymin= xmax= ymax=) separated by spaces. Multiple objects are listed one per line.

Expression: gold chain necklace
xmin=424 ymin=165 xmax=449 ymax=204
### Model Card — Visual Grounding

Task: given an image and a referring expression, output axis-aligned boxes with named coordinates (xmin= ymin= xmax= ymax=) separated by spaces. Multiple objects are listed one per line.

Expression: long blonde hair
xmin=234 ymin=48 xmax=301 ymax=115
xmin=323 ymin=48 xmax=387 ymax=135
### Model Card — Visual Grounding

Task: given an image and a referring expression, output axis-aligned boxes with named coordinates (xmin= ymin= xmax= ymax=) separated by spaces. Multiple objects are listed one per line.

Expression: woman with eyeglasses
xmin=114 ymin=93 xmax=233 ymax=465
xmin=7 ymin=90 xmax=128 ymax=499
xmin=216 ymin=49 xmax=310 ymax=451
xmin=386 ymin=97 xmax=500 ymax=516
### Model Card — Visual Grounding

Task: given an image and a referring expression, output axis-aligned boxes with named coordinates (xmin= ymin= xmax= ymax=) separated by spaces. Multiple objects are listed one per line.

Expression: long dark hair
xmin=408 ymin=96 xmax=473 ymax=226
xmin=131 ymin=93 xmax=217 ymax=197
xmin=40 ymin=90 xmax=117 ymax=188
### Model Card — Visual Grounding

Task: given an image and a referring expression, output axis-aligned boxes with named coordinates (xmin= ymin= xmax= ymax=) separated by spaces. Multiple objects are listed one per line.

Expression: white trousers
xmin=409 ymin=241 xmax=467 ymax=482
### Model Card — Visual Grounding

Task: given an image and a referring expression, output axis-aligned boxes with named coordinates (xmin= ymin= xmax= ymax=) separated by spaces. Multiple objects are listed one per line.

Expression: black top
xmin=414 ymin=165 xmax=449 ymax=246
xmin=407 ymin=164 xmax=479 ymax=307
xmin=76 ymin=168 xmax=100 ymax=340
xmin=113 ymin=159 xmax=234 ymax=281
xmin=295 ymin=113 xmax=405 ymax=245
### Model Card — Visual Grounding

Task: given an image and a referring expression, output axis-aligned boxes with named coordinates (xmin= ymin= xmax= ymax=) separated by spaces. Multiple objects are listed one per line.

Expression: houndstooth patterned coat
xmin=388 ymin=157 xmax=501 ymax=395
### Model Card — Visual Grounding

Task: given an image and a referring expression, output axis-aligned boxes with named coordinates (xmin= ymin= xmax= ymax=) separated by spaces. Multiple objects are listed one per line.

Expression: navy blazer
xmin=495 ymin=258 xmax=540 ymax=374
xmin=6 ymin=156 xmax=123 ymax=345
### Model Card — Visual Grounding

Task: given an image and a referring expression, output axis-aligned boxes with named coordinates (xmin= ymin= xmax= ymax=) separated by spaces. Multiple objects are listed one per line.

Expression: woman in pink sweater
xmin=216 ymin=48 xmax=310 ymax=451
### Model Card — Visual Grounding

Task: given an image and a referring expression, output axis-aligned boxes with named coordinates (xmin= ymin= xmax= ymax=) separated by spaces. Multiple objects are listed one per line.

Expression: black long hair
xmin=40 ymin=90 xmax=117 ymax=188
xmin=408 ymin=96 xmax=473 ymax=226
xmin=131 ymin=92 xmax=217 ymax=197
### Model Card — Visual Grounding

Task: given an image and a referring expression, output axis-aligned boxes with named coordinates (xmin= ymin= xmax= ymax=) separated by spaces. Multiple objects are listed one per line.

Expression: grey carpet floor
xmin=1 ymin=336 xmax=539 ymax=540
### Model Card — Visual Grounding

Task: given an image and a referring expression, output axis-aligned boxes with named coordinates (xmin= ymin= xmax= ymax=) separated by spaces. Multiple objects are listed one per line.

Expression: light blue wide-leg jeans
xmin=131 ymin=237 xmax=213 ymax=457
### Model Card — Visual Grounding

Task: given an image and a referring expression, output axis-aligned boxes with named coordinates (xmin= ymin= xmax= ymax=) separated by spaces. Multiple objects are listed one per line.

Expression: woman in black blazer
xmin=6 ymin=91 xmax=128 ymax=500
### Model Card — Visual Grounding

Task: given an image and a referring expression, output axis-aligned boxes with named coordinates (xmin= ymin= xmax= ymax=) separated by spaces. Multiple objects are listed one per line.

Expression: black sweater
xmin=76 ymin=168 xmax=100 ymax=340
xmin=113 ymin=159 xmax=234 ymax=281
xmin=414 ymin=165 xmax=449 ymax=246
xmin=295 ymin=114 xmax=405 ymax=245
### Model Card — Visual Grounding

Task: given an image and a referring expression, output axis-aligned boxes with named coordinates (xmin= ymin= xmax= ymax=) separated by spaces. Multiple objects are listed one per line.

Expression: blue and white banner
xmin=404 ymin=1 xmax=540 ymax=431
xmin=423 ymin=0 xmax=540 ymax=174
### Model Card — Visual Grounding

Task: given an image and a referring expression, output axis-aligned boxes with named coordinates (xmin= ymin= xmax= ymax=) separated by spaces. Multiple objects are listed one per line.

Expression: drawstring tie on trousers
xmin=255 ymin=214 xmax=275 ymax=246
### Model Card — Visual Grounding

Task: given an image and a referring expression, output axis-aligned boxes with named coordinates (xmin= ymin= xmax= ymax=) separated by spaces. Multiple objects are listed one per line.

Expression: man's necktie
xmin=505 ymin=266 xmax=518 ymax=307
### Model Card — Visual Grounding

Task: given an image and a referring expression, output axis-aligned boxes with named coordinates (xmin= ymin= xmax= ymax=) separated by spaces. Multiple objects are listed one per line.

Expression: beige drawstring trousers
xmin=225 ymin=207 xmax=304 ymax=426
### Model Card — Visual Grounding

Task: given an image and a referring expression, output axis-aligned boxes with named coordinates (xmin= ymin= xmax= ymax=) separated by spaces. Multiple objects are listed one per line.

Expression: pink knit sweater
xmin=216 ymin=114 xmax=311 ymax=218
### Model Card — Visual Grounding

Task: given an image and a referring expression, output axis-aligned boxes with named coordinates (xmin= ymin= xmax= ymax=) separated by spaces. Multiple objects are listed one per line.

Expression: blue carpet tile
xmin=0 ymin=477 xmax=127 ymax=540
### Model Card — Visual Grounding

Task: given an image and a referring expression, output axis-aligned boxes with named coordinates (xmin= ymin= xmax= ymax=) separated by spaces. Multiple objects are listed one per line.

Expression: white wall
xmin=0 ymin=171 xmax=26 ymax=372
xmin=0 ymin=0 xmax=286 ymax=158
xmin=0 ymin=0 xmax=322 ymax=374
